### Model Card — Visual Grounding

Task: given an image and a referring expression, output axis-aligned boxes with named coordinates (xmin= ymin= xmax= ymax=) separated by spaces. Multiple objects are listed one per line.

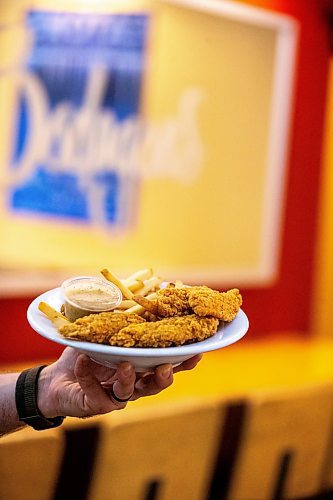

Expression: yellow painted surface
xmin=312 ymin=60 xmax=333 ymax=339
xmin=0 ymin=427 xmax=65 ymax=500
xmin=3 ymin=337 xmax=333 ymax=418
xmin=127 ymin=337 xmax=333 ymax=407
xmin=0 ymin=0 xmax=284 ymax=286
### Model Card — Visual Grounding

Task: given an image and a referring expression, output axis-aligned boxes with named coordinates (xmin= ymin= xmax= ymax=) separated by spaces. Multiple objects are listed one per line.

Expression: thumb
xmin=74 ymin=355 xmax=115 ymax=415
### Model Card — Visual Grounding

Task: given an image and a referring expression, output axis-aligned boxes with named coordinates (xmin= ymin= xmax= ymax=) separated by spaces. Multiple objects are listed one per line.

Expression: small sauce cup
xmin=61 ymin=276 xmax=122 ymax=322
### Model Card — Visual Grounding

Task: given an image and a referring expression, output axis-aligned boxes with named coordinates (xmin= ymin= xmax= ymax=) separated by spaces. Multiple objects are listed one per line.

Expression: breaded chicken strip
xmin=109 ymin=314 xmax=219 ymax=348
xmin=59 ymin=312 xmax=145 ymax=344
xmin=188 ymin=287 xmax=242 ymax=322
xmin=154 ymin=287 xmax=189 ymax=317
xmin=134 ymin=286 xmax=242 ymax=322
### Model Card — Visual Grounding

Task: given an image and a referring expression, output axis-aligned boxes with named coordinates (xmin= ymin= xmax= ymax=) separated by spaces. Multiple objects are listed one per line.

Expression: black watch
xmin=15 ymin=365 xmax=65 ymax=431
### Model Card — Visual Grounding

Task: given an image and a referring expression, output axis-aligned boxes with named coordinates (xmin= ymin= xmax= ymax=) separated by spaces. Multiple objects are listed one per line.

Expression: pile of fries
xmin=39 ymin=267 xmax=177 ymax=326
xmin=101 ymin=267 xmax=167 ymax=317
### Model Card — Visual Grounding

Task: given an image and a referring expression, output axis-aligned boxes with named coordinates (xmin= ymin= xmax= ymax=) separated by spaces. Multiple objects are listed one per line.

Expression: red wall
xmin=241 ymin=0 xmax=331 ymax=336
xmin=0 ymin=0 xmax=332 ymax=364
xmin=0 ymin=297 xmax=64 ymax=364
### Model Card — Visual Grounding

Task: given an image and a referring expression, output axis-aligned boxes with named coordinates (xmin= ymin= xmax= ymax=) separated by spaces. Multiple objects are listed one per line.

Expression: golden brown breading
xmin=188 ymin=287 xmax=242 ymax=322
xmin=133 ymin=288 xmax=189 ymax=317
xmin=141 ymin=311 xmax=159 ymax=322
xmin=155 ymin=287 xmax=189 ymax=316
xmin=59 ymin=312 xmax=145 ymax=344
xmin=109 ymin=314 xmax=219 ymax=348
xmin=135 ymin=286 xmax=242 ymax=322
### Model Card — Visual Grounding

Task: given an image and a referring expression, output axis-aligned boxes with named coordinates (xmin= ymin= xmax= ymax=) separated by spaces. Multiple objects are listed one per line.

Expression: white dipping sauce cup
xmin=61 ymin=276 xmax=122 ymax=321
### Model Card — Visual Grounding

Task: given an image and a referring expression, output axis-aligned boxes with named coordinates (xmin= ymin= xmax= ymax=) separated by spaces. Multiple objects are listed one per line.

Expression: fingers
xmin=173 ymin=354 xmax=203 ymax=374
xmin=90 ymin=363 xmax=117 ymax=383
xmin=74 ymin=355 xmax=116 ymax=414
xmin=74 ymin=356 xmax=135 ymax=414
xmin=73 ymin=354 xmax=202 ymax=416
xmin=56 ymin=347 xmax=81 ymax=374
xmin=131 ymin=355 xmax=202 ymax=400
xmin=109 ymin=363 xmax=136 ymax=406
xmin=133 ymin=364 xmax=173 ymax=399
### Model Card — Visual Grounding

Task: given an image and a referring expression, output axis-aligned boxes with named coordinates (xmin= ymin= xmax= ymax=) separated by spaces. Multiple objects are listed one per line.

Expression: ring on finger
xmin=108 ymin=385 xmax=133 ymax=403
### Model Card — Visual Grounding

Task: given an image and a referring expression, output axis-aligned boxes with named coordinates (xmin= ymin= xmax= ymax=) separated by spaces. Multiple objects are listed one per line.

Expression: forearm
xmin=0 ymin=372 xmax=26 ymax=437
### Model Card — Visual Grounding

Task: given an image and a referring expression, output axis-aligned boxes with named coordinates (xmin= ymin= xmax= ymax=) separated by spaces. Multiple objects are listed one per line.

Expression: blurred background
xmin=1 ymin=0 xmax=333 ymax=499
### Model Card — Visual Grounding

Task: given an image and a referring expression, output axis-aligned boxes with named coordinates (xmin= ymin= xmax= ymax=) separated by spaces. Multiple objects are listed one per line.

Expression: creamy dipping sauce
xmin=62 ymin=277 xmax=122 ymax=321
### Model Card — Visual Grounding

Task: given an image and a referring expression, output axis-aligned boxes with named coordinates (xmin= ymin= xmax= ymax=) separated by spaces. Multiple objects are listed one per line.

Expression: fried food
xmin=59 ymin=312 xmax=145 ymax=344
xmin=121 ymin=268 xmax=154 ymax=294
xmin=38 ymin=301 xmax=70 ymax=328
xmin=122 ymin=268 xmax=153 ymax=283
xmin=109 ymin=314 xmax=219 ymax=348
xmin=134 ymin=286 xmax=242 ymax=322
xmin=188 ymin=287 xmax=242 ymax=322
xmin=38 ymin=266 xmax=243 ymax=349
xmin=125 ymin=292 xmax=158 ymax=315
xmin=134 ymin=276 xmax=163 ymax=296
xmin=117 ymin=299 xmax=138 ymax=310
xmin=134 ymin=288 xmax=188 ymax=317
xmin=100 ymin=268 xmax=134 ymax=299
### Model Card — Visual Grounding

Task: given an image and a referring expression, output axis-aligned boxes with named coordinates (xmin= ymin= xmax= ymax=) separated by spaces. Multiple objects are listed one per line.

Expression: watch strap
xmin=15 ymin=365 xmax=65 ymax=430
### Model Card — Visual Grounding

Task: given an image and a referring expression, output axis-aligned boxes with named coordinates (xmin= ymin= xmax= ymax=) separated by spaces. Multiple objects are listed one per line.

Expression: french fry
xmin=123 ymin=268 xmax=153 ymax=283
xmin=125 ymin=304 xmax=149 ymax=315
xmin=117 ymin=299 xmax=138 ymax=310
xmin=133 ymin=295 xmax=159 ymax=315
xmin=126 ymin=292 xmax=157 ymax=315
xmin=122 ymin=279 xmax=144 ymax=293
xmin=135 ymin=276 xmax=163 ymax=296
xmin=38 ymin=302 xmax=70 ymax=328
xmin=175 ymin=280 xmax=184 ymax=288
xmin=100 ymin=268 xmax=134 ymax=299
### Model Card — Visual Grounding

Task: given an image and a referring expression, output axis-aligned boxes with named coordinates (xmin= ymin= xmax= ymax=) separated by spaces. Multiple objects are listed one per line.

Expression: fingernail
xmin=122 ymin=365 xmax=132 ymax=376
xmin=81 ymin=355 xmax=90 ymax=367
xmin=161 ymin=366 xmax=172 ymax=378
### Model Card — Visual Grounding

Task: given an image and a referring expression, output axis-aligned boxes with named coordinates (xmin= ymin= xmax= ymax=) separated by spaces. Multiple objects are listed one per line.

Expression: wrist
xmin=15 ymin=365 xmax=65 ymax=430
xmin=0 ymin=372 xmax=26 ymax=436
xmin=37 ymin=364 xmax=60 ymax=419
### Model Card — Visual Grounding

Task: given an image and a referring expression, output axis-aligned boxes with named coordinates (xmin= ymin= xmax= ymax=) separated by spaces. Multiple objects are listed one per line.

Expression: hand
xmin=37 ymin=347 xmax=202 ymax=419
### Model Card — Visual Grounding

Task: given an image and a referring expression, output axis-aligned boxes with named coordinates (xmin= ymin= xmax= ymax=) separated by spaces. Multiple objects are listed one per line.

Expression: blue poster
xmin=10 ymin=11 xmax=149 ymax=227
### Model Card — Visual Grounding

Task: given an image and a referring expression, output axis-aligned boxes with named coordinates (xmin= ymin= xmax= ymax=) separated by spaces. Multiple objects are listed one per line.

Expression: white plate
xmin=27 ymin=287 xmax=249 ymax=372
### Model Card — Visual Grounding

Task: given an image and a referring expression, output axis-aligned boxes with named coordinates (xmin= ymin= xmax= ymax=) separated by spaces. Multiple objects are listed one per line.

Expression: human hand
xmin=37 ymin=347 xmax=202 ymax=419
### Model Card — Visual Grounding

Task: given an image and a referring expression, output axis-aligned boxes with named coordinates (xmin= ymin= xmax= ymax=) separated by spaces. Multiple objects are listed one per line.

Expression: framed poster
xmin=0 ymin=0 xmax=298 ymax=293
